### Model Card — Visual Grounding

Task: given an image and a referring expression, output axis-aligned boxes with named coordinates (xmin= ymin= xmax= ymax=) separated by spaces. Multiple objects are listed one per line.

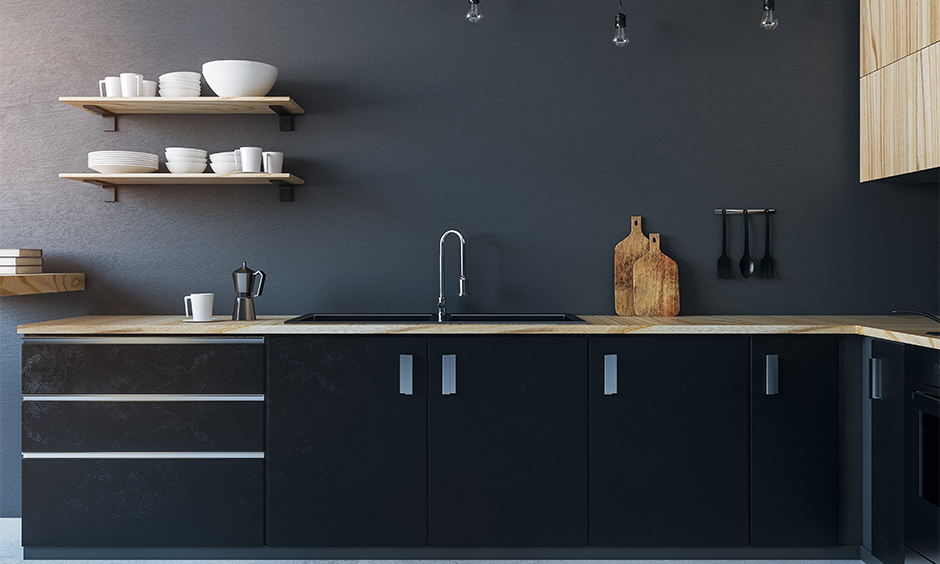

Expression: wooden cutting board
xmin=633 ymin=233 xmax=680 ymax=317
xmin=614 ymin=216 xmax=650 ymax=316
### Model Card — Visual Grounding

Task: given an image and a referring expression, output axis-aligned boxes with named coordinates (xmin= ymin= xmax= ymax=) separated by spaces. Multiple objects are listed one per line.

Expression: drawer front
xmin=23 ymin=401 xmax=263 ymax=452
xmin=22 ymin=458 xmax=263 ymax=547
xmin=22 ymin=341 xmax=263 ymax=394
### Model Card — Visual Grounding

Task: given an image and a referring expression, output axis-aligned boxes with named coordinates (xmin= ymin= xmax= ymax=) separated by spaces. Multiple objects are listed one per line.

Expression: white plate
xmin=182 ymin=317 xmax=222 ymax=323
xmin=88 ymin=164 xmax=158 ymax=174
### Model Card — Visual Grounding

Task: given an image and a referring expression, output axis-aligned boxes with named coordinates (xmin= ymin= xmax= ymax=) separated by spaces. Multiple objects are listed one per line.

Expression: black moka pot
xmin=233 ymin=261 xmax=265 ymax=321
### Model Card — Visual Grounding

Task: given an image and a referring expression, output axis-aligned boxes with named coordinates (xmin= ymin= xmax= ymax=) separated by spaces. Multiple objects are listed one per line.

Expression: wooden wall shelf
xmin=59 ymin=96 xmax=304 ymax=131
xmin=0 ymin=273 xmax=85 ymax=297
xmin=59 ymin=173 xmax=304 ymax=202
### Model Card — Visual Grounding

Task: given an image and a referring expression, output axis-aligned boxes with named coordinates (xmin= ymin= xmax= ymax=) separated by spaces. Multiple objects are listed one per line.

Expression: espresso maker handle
xmin=252 ymin=270 xmax=265 ymax=298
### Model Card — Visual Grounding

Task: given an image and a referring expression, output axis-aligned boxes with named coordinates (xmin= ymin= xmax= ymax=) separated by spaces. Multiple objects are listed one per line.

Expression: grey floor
xmin=0 ymin=520 xmax=865 ymax=564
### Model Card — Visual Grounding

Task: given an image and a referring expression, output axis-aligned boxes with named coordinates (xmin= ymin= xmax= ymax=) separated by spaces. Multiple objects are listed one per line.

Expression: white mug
xmin=263 ymin=151 xmax=284 ymax=173
xmin=120 ymin=73 xmax=143 ymax=97
xmin=99 ymin=76 xmax=121 ymax=97
xmin=234 ymin=146 xmax=262 ymax=173
xmin=141 ymin=80 xmax=157 ymax=97
xmin=184 ymin=293 xmax=214 ymax=321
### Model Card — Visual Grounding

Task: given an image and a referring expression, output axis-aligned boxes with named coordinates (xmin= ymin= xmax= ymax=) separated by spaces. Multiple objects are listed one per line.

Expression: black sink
xmin=284 ymin=313 xmax=585 ymax=324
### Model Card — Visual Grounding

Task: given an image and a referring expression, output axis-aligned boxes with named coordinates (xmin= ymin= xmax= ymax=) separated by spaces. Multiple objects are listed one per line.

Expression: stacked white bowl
xmin=165 ymin=147 xmax=207 ymax=173
xmin=202 ymin=60 xmax=277 ymax=97
xmin=208 ymin=151 xmax=237 ymax=174
xmin=87 ymin=151 xmax=158 ymax=174
xmin=159 ymin=72 xmax=201 ymax=97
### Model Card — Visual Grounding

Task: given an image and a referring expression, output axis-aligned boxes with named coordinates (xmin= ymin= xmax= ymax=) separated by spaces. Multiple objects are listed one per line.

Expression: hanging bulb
xmin=466 ymin=0 xmax=482 ymax=23
xmin=761 ymin=0 xmax=778 ymax=30
xmin=613 ymin=12 xmax=629 ymax=47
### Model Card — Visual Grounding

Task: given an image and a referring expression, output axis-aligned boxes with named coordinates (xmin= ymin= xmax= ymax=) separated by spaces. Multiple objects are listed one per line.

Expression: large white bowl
xmin=209 ymin=161 xmax=238 ymax=174
xmin=202 ymin=60 xmax=277 ymax=97
xmin=166 ymin=161 xmax=208 ymax=174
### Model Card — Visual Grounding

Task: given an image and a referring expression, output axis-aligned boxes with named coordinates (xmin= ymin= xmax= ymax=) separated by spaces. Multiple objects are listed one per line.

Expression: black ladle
xmin=740 ymin=209 xmax=755 ymax=278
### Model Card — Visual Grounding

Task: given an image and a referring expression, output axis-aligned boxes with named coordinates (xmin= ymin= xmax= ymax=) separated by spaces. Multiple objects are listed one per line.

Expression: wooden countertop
xmin=16 ymin=314 xmax=940 ymax=349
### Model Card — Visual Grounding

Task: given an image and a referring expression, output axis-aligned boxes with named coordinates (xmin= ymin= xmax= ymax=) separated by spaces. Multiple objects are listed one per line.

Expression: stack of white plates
xmin=88 ymin=151 xmax=158 ymax=174
xmin=165 ymin=147 xmax=207 ymax=173
xmin=208 ymin=151 xmax=237 ymax=174
xmin=159 ymin=71 xmax=201 ymax=97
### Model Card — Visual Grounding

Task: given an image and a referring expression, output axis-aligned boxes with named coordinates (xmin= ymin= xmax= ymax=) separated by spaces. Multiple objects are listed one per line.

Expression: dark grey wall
xmin=0 ymin=0 xmax=937 ymax=516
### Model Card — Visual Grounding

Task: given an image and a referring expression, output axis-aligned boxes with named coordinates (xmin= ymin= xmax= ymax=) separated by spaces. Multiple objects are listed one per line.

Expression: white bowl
xmin=160 ymin=71 xmax=201 ymax=81
xmin=166 ymin=161 xmax=208 ymax=173
xmin=166 ymin=156 xmax=208 ymax=164
xmin=159 ymin=88 xmax=200 ymax=98
xmin=209 ymin=152 xmax=236 ymax=162
xmin=160 ymin=80 xmax=200 ymax=90
xmin=89 ymin=164 xmax=158 ymax=174
xmin=210 ymin=161 xmax=238 ymax=174
xmin=159 ymin=77 xmax=200 ymax=85
xmin=202 ymin=60 xmax=277 ymax=97
xmin=165 ymin=147 xmax=207 ymax=157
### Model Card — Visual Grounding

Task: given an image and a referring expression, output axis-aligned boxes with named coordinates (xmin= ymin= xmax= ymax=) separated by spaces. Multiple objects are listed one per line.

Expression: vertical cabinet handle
xmin=870 ymin=358 xmax=882 ymax=400
xmin=765 ymin=354 xmax=779 ymax=395
xmin=604 ymin=354 xmax=617 ymax=395
xmin=399 ymin=354 xmax=413 ymax=395
xmin=442 ymin=354 xmax=456 ymax=395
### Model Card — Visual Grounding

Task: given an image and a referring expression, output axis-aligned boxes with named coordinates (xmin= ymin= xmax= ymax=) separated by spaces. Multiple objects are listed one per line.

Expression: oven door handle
xmin=913 ymin=391 xmax=940 ymax=416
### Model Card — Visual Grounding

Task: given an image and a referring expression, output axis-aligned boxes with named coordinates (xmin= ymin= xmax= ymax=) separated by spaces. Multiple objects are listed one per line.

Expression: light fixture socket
xmin=469 ymin=0 xmax=479 ymax=4
xmin=763 ymin=0 xmax=774 ymax=10
xmin=615 ymin=12 xmax=626 ymax=28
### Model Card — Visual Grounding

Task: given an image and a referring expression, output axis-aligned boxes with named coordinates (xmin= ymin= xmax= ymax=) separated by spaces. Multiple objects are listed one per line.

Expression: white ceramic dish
xmin=88 ymin=150 xmax=157 ymax=158
xmin=209 ymin=161 xmax=238 ymax=174
xmin=159 ymin=88 xmax=200 ymax=98
xmin=160 ymin=71 xmax=201 ymax=81
xmin=166 ymin=161 xmax=208 ymax=173
xmin=182 ymin=317 xmax=221 ymax=323
xmin=202 ymin=60 xmax=277 ymax=97
xmin=88 ymin=164 xmax=158 ymax=174
xmin=165 ymin=148 xmax=207 ymax=157
xmin=209 ymin=151 xmax=236 ymax=161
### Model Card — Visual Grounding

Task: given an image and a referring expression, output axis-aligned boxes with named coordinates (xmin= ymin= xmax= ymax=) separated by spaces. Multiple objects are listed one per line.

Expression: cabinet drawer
xmin=22 ymin=400 xmax=263 ymax=452
xmin=22 ymin=458 xmax=263 ymax=547
xmin=22 ymin=340 xmax=263 ymax=394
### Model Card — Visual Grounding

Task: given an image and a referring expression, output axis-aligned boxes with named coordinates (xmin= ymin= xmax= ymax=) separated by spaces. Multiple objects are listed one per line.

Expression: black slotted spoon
xmin=717 ymin=209 xmax=733 ymax=279
xmin=759 ymin=209 xmax=775 ymax=279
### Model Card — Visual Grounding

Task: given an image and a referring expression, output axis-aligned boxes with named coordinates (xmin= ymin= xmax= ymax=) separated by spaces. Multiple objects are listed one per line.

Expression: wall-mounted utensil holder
xmin=715 ymin=208 xmax=776 ymax=280
xmin=713 ymin=208 xmax=776 ymax=215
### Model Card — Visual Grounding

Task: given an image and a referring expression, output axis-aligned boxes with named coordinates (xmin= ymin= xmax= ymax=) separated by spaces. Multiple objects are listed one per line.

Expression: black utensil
xmin=740 ymin=210 xmax=755 ymax=278
xmin=717 ymin=209 xmax=733 ymax=279
xmin=759 ymin=209 xmax=775 ymax=279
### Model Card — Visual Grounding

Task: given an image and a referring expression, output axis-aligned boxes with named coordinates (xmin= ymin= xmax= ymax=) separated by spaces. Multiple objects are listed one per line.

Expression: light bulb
xmin=613 ymin=12 xmax=629 ymax=47
xmin=761 ymin=0 xmax=778 ymax=30
xmin=466 ymin=0 xmax=482 ymax=23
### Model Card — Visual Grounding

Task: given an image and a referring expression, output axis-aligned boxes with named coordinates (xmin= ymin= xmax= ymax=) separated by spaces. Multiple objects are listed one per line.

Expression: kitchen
xmin=1 ymin=0 xmax=939 ymax=561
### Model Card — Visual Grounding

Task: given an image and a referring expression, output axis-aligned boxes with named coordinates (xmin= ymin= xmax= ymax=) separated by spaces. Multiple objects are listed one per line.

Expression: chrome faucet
xmin=438 ymin=229 xmax=468 ymax=322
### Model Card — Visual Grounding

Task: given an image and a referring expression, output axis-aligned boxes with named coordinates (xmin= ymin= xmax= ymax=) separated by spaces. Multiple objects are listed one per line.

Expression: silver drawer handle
xmin=765 ymin=354 xmax=778 ymax=395
xmin=604 ymin=354 xmax=617 ymax=395
xmin=442 ymin=354 xmax=456 ymax=395
xmin=870 ymin=358 xmax=882 ymax=400
xmin=399 ymin=354 xmax=413 ymax=396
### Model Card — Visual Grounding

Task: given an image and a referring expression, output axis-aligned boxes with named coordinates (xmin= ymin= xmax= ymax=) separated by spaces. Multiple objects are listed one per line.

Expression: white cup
xmin=120 ymin=73 xmax=143 ymax=97
xmin=263 ymin=151 xmax=284 ymax=173
xmin=234 ymin=146 xmax=262 ymax=173
xmin=184 ymin=293 xmax=214 ymax=321
xmin=141 ymin=80 xmax=157 ymax=97
xmin=99 ymin=76 xmax=122 ymax=97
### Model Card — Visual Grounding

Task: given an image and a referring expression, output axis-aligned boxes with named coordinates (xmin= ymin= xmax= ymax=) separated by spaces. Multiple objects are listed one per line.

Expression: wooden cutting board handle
xmin=614 ymin=216 xmax=650 ymax=316
xmin=633 ymin=233 xmax=680 ymax=317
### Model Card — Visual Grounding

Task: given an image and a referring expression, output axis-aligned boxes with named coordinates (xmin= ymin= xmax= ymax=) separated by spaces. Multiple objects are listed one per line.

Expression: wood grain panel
xmin=59 ymin=96 xmax=303 ymax=115
xmin=59 ymin=173 xmax=303 ymax=185
xmin=0 ymin=273 xmax=84 ymax=296
xmin=861 ymin=0 xmax=940 ymax=76
xmin=860 ymin=42 xmax=939 ymax=181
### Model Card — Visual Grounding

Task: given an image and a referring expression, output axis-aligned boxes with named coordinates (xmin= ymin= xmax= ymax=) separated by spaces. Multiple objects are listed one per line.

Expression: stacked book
xmin=0 ymin=249 xmax=43 ymax=274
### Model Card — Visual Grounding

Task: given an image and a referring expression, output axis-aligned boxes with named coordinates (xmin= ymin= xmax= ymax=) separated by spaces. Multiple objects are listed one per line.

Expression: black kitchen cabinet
xmin=266 ymin=335 xmax=429 ymax=547
xmin=589 ymin=335 xmax=750 ymax=547
xmin=750 ymin=336 xmax=839 ymax=547
xmin=869 ymin=339 xmax=905 ymax=564
xmin=427 ymin=335 xmax=589 ymax=547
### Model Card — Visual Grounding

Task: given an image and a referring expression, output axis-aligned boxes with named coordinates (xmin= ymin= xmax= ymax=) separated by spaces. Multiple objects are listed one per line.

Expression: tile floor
xmin=0 ymin=520 xmax=866 ymax=564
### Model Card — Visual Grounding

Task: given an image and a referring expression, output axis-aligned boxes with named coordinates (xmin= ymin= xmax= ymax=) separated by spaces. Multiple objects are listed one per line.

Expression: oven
xmin=906 ymin=346 xmax=940 ymax=564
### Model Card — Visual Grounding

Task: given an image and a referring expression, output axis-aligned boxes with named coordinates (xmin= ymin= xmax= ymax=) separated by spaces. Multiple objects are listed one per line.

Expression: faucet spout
xmin=439 ymin=229 xmax=468 ymax=322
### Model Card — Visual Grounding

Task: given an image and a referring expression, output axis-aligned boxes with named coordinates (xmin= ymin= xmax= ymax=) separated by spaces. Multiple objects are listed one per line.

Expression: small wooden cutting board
xmin=614 ymin=216 xmax=650 ymax=316
xmin=633 ymin=233 xmax=679 ymax=317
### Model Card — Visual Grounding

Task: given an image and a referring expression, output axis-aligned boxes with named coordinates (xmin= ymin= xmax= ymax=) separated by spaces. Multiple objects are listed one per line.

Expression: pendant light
xmin=466 ymin=0 xmax=482 ymax=23
xmin=613 ymin=0 xmax=629 ymax=47
xmin=761 ymin=0 xmax=778 ymax=30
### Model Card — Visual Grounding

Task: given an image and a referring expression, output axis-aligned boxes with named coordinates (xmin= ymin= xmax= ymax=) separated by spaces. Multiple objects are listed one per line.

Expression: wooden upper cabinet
xmin=861 ymin=42 xmax=940 ymax=181
xmin=861 ymin=0 xmax=940 ymax=77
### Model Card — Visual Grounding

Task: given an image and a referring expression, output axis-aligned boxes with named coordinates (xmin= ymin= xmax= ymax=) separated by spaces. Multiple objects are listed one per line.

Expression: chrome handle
xmin=442 ymin=354 xmax=456 ymax=395
xmin=604 ymin=354 xmax=617 ymax=395
xmin=870 ymin=358 xmax=882 ymax=400
xmin=765 ymin=354 xmax=778 ymax=395
xmin=252 ymin=270 xmax=265 ymax=297
xmin=399 ymin=354 xmax=413 ymax=395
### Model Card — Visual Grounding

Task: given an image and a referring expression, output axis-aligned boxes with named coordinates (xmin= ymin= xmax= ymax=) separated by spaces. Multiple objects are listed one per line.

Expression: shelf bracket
xmin=82 ymin=180 xmax=118 ymax=202
xmin=269 ymin=105 xmax=295 ymax=131
xmin=82 ymin=105 xmax=117 ymax=132
xmin=271 ymin=180 xmax=294 ymax=202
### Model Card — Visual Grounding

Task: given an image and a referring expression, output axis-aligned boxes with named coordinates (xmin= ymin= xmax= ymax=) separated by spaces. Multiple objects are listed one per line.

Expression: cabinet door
xmin=589 ymin=335 xmax=750 ymax=547
xmin=428 ymin=336 xmax=588 ymax=547
xmin=266 ymin=335 xmax=428 ymax=547
xmin=870 ymin=340 xmax=905 ymax=564
xmin=751 ymin=336 xmax=839 ymax=546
